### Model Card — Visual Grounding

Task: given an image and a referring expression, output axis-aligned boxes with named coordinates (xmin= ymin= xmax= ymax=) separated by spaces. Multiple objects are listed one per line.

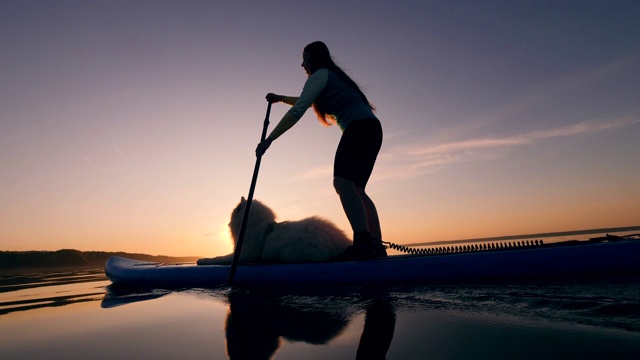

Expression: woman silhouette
xmin=256 ymin=41 xmax=385 ymax=260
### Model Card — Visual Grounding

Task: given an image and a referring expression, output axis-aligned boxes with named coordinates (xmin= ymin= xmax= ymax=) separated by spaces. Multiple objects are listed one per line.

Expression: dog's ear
xmin=240 ymin=196 xmax=246 ymax=203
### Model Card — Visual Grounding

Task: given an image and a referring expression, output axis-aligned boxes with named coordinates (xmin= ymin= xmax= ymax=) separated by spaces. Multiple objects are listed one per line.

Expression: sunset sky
xmin=2 ymin=1 xmax=639 ymax=257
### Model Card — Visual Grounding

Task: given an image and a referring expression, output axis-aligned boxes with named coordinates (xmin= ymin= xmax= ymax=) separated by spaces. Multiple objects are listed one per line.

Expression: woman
xmin=256 ymin=41 xmax=385 ymax=260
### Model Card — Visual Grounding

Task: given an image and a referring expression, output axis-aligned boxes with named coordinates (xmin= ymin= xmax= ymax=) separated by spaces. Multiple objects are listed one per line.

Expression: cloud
xmin=112 ymin=144 xmax=131 ymax=164
xmin=525 ymin=116 xmax=638 ymax=139
xmin=407 ymin=138 xmax=532 ymax=156
xmin=488 ymin=54 xmax=640 ymax=124
xmin=390 ymin=116 xmax=639 ymax=177
xmin=295 ymin=115 xmax=638 ymax=182
xmin=297 ymin=164 xmax=332 ymax=180
xmin=83 ymin=156 xmax=105 ymax=172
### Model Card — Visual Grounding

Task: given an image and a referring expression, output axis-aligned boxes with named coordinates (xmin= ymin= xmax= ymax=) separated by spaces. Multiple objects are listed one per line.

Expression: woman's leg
xmin=333 ymin=176 xmax=386 ymax=259
xmin=356 ymin=188 xmax=382 ymax=241
xmin=331 ymin=119 xmax=384 ymax=260
xmin=333 ymin=176 xmax=369 ymax=234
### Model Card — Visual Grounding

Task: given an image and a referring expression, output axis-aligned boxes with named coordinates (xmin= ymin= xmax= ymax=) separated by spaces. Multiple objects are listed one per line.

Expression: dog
xmin=197 ymin=197 xmax=351 ymax=265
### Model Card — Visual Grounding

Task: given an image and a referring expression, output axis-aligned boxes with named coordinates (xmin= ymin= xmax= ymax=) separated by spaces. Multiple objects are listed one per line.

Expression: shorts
xmin=333 ymin=118 xmax=383 ymax=189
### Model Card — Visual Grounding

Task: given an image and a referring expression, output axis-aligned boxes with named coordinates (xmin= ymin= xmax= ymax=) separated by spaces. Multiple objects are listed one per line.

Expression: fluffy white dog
xmin=197 ymin=197 xmax=351 ymax=265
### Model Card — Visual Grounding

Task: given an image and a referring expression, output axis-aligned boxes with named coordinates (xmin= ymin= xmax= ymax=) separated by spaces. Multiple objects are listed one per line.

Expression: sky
xmin=1 ymin=1 xmax=639 ymax=257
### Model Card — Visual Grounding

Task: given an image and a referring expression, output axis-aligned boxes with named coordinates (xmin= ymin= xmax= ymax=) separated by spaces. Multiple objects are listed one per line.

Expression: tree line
xmin=0 ymin=249 xmax=199 ymax=269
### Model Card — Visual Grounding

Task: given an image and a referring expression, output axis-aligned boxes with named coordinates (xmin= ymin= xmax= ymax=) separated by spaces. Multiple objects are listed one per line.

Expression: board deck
xmin=105 ymin=236 xmax=640 ymax=287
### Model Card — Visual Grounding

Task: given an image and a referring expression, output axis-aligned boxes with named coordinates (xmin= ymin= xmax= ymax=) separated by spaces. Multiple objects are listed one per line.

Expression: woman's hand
xmin=266 ymin=93 xmax=284 ymax=103
xmin=255 ymin=137 xmax=273 ymax=157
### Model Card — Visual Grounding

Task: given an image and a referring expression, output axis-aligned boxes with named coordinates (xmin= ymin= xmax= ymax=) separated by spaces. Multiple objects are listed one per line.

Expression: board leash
xmin=381 ymin=233 xmax=640 ymax=256
xmin=381 ymin=239 xmax=545 ymax=255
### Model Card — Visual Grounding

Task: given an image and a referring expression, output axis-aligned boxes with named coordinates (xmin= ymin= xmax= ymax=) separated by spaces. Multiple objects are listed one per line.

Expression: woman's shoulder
xmin=305 ymin=68 xmax=329 ymax=86
xmin=312 ymin=68 xmax=330 ymax=77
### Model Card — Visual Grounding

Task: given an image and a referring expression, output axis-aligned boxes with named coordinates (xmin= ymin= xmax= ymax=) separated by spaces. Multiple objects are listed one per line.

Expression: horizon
xmin=2 ymin=1 xmax=639 ymax=257
xmin=4 ymin=225 xmax=640 ymax=257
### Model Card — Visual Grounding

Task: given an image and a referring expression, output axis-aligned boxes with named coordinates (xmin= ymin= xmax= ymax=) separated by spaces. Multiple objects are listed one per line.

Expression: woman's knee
xmin=333 ymin=176 xmax=356 ymax=195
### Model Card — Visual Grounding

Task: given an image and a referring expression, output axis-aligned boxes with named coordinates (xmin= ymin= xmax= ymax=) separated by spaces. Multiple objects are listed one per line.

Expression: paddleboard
xmin=105 ymin=236 xmax=640 ymax=287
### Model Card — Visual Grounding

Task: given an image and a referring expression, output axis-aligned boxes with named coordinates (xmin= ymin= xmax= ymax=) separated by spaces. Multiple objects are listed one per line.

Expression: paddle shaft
xmin=228 ymin=101 xmax=272 ymax=284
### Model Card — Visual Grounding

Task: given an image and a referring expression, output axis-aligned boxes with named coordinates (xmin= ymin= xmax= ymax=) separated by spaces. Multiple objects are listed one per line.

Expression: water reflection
xmin=225 ymin=289 xmax=395 ymax=359
xmin=225 ymin=290 xmax=348 ymax=358
xmin=100 ymin=275 xmax=640 ymax=359
xmin=355 ymin=298 xmax=396 ymax=360
xmin=101 ymin=284 xmax=173 ymax=308
xmin=4 ymin=269 xmax=640 ymax=359
xmin=0 ymin=267 xmax=107 ymax=315
xmin=103 ymin=285 xmax=397 ymax=359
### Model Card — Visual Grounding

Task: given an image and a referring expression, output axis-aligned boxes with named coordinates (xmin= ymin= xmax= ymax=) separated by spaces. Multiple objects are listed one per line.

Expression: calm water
xmin=1 ymin=267 xmax=640 ymax=360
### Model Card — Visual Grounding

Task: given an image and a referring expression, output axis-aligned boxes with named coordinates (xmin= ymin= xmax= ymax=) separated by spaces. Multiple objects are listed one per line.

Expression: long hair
xmin=303 ymin=41 xmax=375 ymax=126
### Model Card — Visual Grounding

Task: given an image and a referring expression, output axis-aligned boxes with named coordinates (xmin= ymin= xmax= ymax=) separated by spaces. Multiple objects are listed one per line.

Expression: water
xmin=1 ymin=267 xmax=640 ymax=360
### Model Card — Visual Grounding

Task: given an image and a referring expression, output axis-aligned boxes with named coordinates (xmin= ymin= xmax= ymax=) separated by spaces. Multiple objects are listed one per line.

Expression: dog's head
xmin=229 ymin=197 xmax=277 ymax=241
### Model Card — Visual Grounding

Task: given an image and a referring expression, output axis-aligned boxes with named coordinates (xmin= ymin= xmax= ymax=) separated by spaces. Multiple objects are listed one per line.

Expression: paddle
xmin=228 ymin=101 xmax=272 ymax=284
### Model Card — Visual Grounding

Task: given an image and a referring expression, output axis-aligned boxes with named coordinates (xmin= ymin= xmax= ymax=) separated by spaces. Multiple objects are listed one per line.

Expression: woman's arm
xmin=266 ymin=69 xmax=328 ymax=141
xmin=281 ymin=96 xmax=299 ymax=105
xmin=266 ymin=94 xmax=299 ymax=106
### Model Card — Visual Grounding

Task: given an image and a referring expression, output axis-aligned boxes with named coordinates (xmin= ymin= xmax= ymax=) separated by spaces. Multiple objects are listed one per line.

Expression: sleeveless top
xmin=288 ymin=68 xmax=377 ymax=131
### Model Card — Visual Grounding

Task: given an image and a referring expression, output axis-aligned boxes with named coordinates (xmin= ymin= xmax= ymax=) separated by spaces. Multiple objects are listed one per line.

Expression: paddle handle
xmin=228 ymin=101 xmax=272 ymax=284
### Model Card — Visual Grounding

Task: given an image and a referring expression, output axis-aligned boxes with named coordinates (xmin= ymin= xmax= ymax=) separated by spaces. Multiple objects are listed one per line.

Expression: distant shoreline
xmin=0 ymin=264 xmax=108 ymax=277
xmin=0 ymin=249 xmax=200 ymax=274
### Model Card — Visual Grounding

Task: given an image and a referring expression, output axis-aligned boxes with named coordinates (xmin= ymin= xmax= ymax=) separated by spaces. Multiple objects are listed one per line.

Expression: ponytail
xmin=303 ymin=41 xmax=375 ymax=126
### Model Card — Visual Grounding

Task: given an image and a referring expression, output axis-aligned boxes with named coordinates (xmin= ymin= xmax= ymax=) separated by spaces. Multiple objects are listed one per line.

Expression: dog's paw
xmin=196 ymin=257 xmax=218 ymax=266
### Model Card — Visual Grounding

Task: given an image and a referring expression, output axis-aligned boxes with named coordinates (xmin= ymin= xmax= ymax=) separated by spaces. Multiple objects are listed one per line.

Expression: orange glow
xmin=1 ymin=2 xmax=639 ymax=257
